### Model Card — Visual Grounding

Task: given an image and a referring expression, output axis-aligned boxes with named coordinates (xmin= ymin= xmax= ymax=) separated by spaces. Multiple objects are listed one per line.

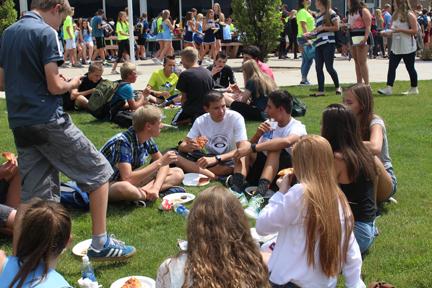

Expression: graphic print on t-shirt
xmin=208 ymin=134 xmax=229 ymax=155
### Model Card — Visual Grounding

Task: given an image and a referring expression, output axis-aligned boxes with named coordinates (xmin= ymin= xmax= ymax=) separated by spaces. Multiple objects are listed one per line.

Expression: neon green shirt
xmin=116 ymin=21 xmax=129 ymax=41
xmin=157 ymin=17 xmax=163 ymax=33
xmin=148 ymin=69 xmax=179 ymax=97
xmin=296 ymin=8 xmax=315 ymax=37
xmin=62 ymin=16 xmax=74 ymax=40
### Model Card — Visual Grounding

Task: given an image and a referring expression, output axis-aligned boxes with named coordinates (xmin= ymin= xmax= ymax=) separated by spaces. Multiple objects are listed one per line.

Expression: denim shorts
xmin=13 ymin=114 xmax=113 ymax=202
xmin=386 ymin=166 xmax=397 ymax=196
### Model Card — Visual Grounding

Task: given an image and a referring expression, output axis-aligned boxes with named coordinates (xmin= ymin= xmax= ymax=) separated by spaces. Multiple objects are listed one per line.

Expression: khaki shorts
xmin=13 ymin=114 xmax=113 ymax=202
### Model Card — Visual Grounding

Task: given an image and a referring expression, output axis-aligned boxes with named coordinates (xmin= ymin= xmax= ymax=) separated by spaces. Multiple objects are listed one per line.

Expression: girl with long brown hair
xmin=200 ymin=9 xmax=217 ymax=62
xmin=224 ymin=60 xmax=277 ymax=121
xmin=0 ymin=200 xmax=72 ymax=288
xmin=377 ymin=0 xmax=419 ymax=95
xmin=256 ymin=135 xmax=364 ymax=288
xmin=343 ymin=84 xmax=396 ymax=202
xmin=156 ymin=186 xmax=270 ymax=288
xmin=348 ymin=0 xmax=372 ymax=84
xmin=321 ymin=104 xmax=386 ymax=253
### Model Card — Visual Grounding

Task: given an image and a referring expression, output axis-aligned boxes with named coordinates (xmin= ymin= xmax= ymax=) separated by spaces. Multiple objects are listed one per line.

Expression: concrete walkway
xmin=1 ymin=54 xmax=431 ymax=98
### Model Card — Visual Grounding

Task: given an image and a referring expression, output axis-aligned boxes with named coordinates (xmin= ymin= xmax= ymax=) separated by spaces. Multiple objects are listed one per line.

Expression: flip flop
xmin=160 ymin=186 xmax=186 ymax=197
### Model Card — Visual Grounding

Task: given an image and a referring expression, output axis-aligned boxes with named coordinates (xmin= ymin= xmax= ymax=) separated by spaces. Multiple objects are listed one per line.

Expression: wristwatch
xmin=215 ymin=155 xmax=222 ymax=163
xmin=251 ymin=143 xmax=257 ymax=153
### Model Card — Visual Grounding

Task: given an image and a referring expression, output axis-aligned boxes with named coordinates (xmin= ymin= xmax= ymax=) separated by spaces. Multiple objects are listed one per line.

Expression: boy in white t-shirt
xmin=176 ymin=91 xmax=249 ymax=180
xmin=232 ymin=90 xmax=307 ymax=219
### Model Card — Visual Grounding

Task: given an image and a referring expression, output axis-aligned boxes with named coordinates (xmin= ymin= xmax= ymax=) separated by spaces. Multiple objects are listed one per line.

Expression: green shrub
xmin=232 ymin=0 xmax=284 ymax=60
xmin=0 ymin=0 xmax=17 ymax=36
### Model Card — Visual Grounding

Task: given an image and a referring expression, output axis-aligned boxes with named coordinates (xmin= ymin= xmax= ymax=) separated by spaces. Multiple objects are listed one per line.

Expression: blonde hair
xmin=120 ymin=61 xmax=136 ymax=80
xmin=182 ymin=186 xmax=270 ymax=288
xmin=132 ymin=106 xmax=162 ymax=132
xmin=161 ymin=9 xmax=170 ymax=20
xmin=393 ymin=0 xmax=412 ymax=22
xmin=117 ymin=11 xmax=127 ymax=22
xmin=292 ymin=135 xmax=353 ymax=277
xmin=242 ymin=60 xmax=276 ymax=99
xmin=196 ymin=13 xmax=203 ymax=22
xmin=180 ymin=47 xmax=199 ymax=64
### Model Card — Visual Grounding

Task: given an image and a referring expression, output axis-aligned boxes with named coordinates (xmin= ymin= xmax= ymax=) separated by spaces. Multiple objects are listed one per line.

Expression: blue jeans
xmin=354 ymin=220 xmax=376 ymax=254
xmin=315 ymin=43 xmax=339 ymax=92
xmin=297 ymin=37 xmax=314 ymax=81
xmin=386 ymin=166 xmax=398 ymax=196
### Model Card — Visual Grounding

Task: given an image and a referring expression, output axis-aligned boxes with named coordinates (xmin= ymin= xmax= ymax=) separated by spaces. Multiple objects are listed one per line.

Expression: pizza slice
xmin=121 ymin=277 xmax=142 ymax=288
xmin=277 ymin=168 xmax=294 ymax=177
xmin=195 ymin=136 xmax=208 ymax=150
xmin=2 ymin=152 xmax=15 ymax=162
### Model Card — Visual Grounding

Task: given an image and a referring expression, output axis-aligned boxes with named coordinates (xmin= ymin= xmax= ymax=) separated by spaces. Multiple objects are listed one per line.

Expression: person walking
xmin=378 ymin=0 xmax=419 ymax=95
xmin=296 ymin=0 xmax=316 ymax=85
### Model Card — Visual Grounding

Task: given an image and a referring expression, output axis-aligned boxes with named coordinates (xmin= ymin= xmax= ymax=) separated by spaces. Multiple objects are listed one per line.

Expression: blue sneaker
xmin=87 ymin=235 xmax=136 ymax=261
xmin=244 ymin=194 xmax=265 ymax=219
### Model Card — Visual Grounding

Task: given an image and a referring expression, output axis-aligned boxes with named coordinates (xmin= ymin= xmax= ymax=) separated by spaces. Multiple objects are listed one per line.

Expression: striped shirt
xmin=314 ymin=10 xmax=339 ymax=47
xmin=101 ymin=127 xmax=159 ymax=181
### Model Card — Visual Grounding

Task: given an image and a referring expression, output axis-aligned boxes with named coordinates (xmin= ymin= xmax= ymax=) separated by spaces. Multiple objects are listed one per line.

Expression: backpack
xmin=87 ymin=79 xmax=122 ymax=119
xmin=60 ymin=181 xmax=90 ymax=210
xmin=418 ymin=15 xmax=428 ymax=31
xmin=291 ymin=96 xmax=307 ymax=117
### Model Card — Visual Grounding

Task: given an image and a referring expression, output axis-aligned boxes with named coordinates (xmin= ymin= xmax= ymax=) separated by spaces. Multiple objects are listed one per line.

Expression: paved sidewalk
xmin=1 ymin=54 xmax=431 ymax=98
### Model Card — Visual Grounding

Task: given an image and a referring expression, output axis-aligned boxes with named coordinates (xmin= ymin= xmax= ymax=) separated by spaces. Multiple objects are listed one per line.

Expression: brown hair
xmin=182 ymin=186 xmax=270 ymax=288
xmin=292 ymin=135 xmax=353 ymax=277
xmin=9 ymin=200 xmax=71 ymax=288
xmin=393 ymin=0 xmax=413 ymax=22
xmin=349 ymin=0 xmax=367 ymax=15
xmin=132 ymin=105 xmax=162 ymax=132
xmin=344 ymin=83 xmax=375 ymax=140
xmin=31 ymin=0 xmax=72 ymax=14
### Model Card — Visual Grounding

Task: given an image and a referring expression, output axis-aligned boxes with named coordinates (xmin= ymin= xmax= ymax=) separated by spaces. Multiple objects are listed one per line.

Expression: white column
xmin=102 ymin=0 xmax=106 ymax=14
xmin=140 ymin=0 xmax=148 ymax=16
xmin=179 ymin=0 xmax=182 ymax=20
xmin=127 ymin=0 xmax=136 ymax=62
xmin=19 ymin=0 xmax=28 ymax=13
xmin=211 ymin=0 xmax=214 ymax=7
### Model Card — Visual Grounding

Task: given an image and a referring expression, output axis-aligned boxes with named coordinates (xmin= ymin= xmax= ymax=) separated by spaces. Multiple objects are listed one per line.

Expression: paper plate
xmin=110 ymin=276 xmax=155 ymax=288
xmin=72 ymin=239 xmax=92 ymax=257
xmin=182 ymin=173 xmax=210 ymax=187
xmin=250 ymin=228 xmax=278 ymax=244
xmin=163 ymin=192 xmax=195 ymax=204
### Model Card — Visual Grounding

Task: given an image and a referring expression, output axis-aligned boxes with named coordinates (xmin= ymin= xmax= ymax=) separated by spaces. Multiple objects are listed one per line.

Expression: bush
xmin=232 ymin=0 xmax=283 ymax=61
xmin=0 ymin=0 xmax=17 ymax=36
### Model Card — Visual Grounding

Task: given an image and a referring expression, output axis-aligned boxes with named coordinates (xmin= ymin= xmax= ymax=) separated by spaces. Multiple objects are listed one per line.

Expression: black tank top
xmin=339 ymin=172 xmax=376 ymax=222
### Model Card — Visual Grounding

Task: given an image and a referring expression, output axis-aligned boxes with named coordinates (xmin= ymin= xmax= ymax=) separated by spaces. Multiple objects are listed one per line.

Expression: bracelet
xmin=251 ymin=143 xmax=257 ymax=153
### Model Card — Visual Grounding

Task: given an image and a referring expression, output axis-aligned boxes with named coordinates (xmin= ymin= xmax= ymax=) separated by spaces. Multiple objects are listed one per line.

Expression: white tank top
xmin=391 ymin=18 xmax=416 ymax=55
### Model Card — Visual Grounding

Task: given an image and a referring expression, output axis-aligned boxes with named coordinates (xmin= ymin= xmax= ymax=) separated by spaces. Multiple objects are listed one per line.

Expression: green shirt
xmin=62 ymin=16 xmax=74 ymax=40
xmin=148 ymin=69 xmax=179 ymax=97
xmin=116 ymin=21 xmax=129 ymax=41
xmin=296 ymin=8 xmax=315 ymax=37
xmin=157 ymin=17 xmax=163 ymax=33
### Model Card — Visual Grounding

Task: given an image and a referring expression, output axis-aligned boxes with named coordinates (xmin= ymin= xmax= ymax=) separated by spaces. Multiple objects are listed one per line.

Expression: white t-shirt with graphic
xmin=258 ymin=117 xmax=307 ymax=155
xmin=187 ymin=110 xmax=247 ymax=155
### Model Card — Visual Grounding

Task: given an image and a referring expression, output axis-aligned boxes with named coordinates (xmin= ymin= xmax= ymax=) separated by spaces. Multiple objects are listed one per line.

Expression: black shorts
xmin=95 ymin=37 xmax=105 ymax=49
xmin=117 ymin=40 xmax=130 ymax=63
xmin=137 ymin=37 xmax=146 ymax=46
xmin=177 ymin=150 xmax=234 ymax=167
xmin=230 ymin=101 xmax=267 ymax=121
xmin=246 ymin=150 xmax=292 ymax=190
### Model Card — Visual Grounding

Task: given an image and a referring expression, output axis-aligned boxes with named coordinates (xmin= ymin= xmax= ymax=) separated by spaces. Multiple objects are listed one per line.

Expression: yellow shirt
xmin=116 ymin=21 xmax=129 ymax=41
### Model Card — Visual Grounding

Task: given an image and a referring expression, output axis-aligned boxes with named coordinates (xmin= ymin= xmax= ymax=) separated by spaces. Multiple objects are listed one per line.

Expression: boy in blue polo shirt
xmin=0 ymin=0 xmax=135 ymax=261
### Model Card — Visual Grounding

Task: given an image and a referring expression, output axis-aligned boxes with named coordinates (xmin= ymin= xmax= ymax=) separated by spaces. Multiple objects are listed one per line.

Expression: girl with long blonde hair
xmin=111 ymin=11 xmax=130 ymax=74
xmin=225 ymin=60 xmax=276 ymax=121
xmin=157 ymin=9 xmax=176 ymax=62
xmin=156 ymin=186 xmax=270 ymax=288
xmin=200 ymin=9 xmax=217 ymax=62
xmin=256 ymin=135 xmax=364 ymax=287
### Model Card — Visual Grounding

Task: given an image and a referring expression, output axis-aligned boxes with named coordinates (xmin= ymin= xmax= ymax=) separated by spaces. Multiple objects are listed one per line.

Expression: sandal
xmin=368 ymin=281 xmax=395 ymax=288
xmin=309 ymin=92 xmax=325 ymax=97
xmin=336 ymin=87 xmax=342 ymax=95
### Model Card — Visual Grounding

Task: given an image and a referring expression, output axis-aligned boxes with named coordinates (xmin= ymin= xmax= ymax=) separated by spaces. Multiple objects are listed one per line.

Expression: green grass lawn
xmin=0 ymin=80 xmax=431 ymax=287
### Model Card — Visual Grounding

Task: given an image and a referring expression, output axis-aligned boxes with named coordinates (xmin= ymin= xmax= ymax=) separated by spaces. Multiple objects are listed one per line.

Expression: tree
xmin=232 ymin=0 xmax=283 ymax=61
xmin=0 ymin=0 xmax=17 ymax=36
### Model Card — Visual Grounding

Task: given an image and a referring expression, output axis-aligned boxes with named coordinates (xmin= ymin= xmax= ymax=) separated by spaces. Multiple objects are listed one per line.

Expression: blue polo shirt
xmin=91 ymin=15 xmax=104 ymax=37
xmin=0 ymin=11 xmax=65 ymax=129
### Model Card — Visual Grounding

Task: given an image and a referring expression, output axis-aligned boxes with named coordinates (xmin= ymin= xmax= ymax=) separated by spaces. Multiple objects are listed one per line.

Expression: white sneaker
xmin=402 ymin=87 xmax=419 ymax=95
xmin=377 ymin=86 xmax=393 ymax=95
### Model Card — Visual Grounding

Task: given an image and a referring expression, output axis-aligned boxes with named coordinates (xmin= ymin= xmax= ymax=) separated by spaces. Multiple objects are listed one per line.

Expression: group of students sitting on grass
xmin=1 ymin=79 xmax=397 ymax=287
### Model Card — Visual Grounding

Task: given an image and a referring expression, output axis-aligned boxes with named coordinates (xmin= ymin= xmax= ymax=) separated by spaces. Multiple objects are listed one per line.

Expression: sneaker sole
xmin=88 ymin=249 xmax=136 ymax=262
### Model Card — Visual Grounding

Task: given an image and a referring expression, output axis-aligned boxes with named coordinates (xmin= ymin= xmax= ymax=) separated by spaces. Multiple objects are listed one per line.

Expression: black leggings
xmin=386 ymin=51 xmax=417 ymax=87
xmin=116 ymin=40 xmax=130 ymax=63
xmin=315 ymin=43 xmax=339 ymax=92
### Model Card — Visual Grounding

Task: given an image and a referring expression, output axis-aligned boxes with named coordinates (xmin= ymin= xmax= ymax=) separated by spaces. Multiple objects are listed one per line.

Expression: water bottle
xmin=174 ymin=203 xmax=189 ymax=218
xmin=262 ymin=119 xmax=277 ymax=141
xmin=81 ymin=255 xmax=97 ymax=282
